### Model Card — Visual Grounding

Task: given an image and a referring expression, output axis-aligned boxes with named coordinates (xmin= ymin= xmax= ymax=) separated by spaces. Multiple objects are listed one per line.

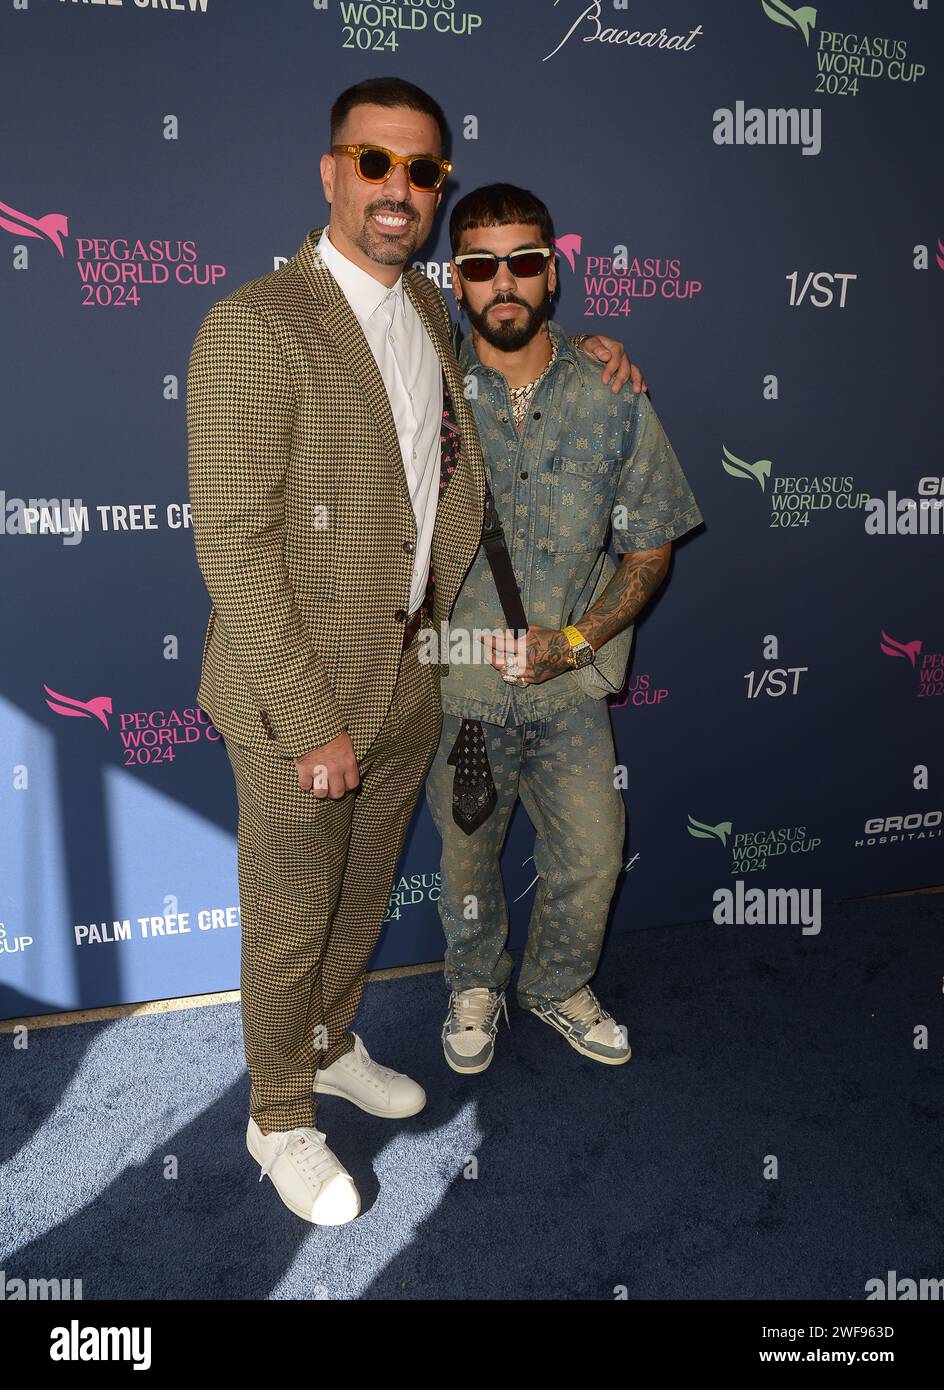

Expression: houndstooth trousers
xmin=223 ymin=629 xmax=442 ymax=1132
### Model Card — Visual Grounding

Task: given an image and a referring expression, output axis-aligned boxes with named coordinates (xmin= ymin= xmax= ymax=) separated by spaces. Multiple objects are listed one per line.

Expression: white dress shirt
xmin=317 ymin=226 xmax=443 ymax=616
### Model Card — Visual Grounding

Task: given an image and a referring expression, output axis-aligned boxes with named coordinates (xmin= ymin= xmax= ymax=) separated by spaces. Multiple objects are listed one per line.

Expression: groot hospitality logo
xmin=2 ymin=197 xmax=227 ymax=305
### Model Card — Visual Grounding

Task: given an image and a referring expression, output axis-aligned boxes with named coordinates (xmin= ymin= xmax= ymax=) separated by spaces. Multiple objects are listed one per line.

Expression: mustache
xmin=486 ymin=293 xmax=530 ymax=311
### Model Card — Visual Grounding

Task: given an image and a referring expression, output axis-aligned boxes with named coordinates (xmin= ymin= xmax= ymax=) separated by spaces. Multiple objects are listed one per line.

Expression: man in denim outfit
xmin=424 ymin=184 xmax=704 ymax=1073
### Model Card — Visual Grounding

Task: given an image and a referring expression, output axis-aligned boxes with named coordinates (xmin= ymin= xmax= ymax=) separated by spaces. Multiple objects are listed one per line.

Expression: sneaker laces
xmin=557 ymin=986 xmax=607 ymax=1028
xmin=450 ymin=987 xmax=509 ymax=1034
xmin=257 ymin=1126 xmax=342 ymax=1187
xmin=350 ymin=1032 xmax=398 ymax=1083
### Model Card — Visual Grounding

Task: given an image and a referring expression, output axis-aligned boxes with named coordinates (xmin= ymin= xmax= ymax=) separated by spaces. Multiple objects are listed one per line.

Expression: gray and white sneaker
xmin=529 ymin=985 xmax=631 ymax=1065
xmin=442 ymin=986 xmax=510 ymax=1074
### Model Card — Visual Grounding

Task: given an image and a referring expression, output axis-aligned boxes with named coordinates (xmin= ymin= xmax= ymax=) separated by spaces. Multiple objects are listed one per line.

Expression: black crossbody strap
xmin=481 ymin=482 xmax=528 ymax=634
xmin=452 ymin=316 xmax=528 ymax=633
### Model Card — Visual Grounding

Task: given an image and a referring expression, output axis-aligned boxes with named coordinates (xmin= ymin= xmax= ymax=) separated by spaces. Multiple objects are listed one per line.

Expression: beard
xmin=350 ymin=197 xmax=423 ymax=266
xmin=464 ymin=290 xmax=550 ymax=351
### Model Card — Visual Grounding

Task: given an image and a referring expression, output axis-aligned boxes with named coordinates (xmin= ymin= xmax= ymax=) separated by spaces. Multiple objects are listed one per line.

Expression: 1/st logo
xmin=786 ymin=271 xmax=857 ymax=307
xmin=745 ymin=666 xmax=808 ymax=697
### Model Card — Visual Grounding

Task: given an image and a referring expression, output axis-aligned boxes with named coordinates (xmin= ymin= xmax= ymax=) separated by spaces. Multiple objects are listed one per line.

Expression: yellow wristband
xmin=562 ymin=625 xmax=593 ymax=666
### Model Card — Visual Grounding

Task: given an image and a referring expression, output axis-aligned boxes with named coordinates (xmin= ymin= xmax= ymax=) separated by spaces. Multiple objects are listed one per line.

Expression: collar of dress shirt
xmin=317 ymin=225 xmax=405 ymax=324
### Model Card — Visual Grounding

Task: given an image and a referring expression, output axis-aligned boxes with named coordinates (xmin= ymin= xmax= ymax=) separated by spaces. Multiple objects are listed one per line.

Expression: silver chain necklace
xmin=509 ymin=333 xmax=557 ymax=428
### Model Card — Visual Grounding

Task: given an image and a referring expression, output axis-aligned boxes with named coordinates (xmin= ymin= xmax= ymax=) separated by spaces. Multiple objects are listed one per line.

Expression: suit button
xmin=402 ymin=540 xmax=415 ymax=553
xmin=393 ymin=609 xmax=407 ymax=621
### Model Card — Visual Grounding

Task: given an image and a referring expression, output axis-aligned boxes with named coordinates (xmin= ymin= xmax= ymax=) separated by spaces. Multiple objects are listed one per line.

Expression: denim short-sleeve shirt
xmin=439 ymin=320 xmax=704 ymax=725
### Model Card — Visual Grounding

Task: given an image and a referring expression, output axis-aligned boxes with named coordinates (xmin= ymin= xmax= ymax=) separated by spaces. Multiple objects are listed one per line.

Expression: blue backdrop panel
xmin=1 ymin=0 xmax=940 ymax=1018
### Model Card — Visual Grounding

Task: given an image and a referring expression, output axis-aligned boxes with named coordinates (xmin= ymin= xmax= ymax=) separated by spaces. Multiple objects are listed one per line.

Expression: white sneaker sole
xmin=246 ymin=1127 xmax=361 ymax=1225
xmin=529 ymin=1008 xmax=632 ymax=1065
xmin=312 ymin=1079 xmax=426 ymax=1118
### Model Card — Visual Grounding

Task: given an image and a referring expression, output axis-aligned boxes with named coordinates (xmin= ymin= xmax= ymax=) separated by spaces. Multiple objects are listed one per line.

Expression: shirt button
xmin=533 ymin=411 xmax=541 ymax=419
xmin=520 ymin=471 xmax=529 ymax=479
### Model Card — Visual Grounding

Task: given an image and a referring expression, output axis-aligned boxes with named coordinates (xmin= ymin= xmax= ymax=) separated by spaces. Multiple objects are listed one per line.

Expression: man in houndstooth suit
xmin=187 ymin=77 xmax=640 ymax=1225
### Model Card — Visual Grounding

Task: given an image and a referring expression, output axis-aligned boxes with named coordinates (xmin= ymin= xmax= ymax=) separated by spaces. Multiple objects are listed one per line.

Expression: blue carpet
xmin=2 ymin=895 xmax=941 ymax=1300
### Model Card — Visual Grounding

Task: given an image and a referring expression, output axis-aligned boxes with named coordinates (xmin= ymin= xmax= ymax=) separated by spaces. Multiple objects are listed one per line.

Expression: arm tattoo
xmin=575 ymin=545 xmax=671 ymax=652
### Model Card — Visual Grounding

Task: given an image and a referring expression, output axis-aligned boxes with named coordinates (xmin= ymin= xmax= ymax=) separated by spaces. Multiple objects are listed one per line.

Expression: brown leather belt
xmin=402 ymin=603 xmax=431 ymax=650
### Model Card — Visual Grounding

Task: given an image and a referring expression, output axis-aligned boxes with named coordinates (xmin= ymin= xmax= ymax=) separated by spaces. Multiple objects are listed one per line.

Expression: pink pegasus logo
xmin=879 ymin=630 xmax=922 ymax=667
xmin=553 ymin=233 xmax=582 ymax=272
xmin=44 ymin=684 xmax=112 ymax=729
xmin=0 ymin=199 xmax=69 ymax=256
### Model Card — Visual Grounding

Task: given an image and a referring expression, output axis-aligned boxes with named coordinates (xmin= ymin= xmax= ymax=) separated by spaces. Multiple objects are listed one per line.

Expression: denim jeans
xmin=424 ymin=696 xmax=626 ymax=1009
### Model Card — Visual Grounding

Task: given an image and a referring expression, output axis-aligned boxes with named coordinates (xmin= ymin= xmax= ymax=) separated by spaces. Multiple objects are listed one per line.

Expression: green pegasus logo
xmin=687 ymin=815 xmax=733 ymax=847
xmin=721 ymin=446 xmax=773 ymax=492
xmin=762 ymin=0 xmax=817 ymax=46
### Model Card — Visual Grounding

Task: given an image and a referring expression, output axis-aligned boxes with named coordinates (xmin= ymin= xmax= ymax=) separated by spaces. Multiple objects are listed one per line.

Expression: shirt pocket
xmin=546 ymin=454 xmax=619 ymax=554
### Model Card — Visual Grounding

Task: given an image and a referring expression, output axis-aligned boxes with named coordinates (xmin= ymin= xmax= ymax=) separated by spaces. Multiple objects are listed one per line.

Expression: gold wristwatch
xmin=562 ymin=624 xmax=595 ymax=669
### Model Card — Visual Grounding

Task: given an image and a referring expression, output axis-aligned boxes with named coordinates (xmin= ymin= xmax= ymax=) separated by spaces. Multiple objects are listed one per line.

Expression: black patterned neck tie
xmin=446 ymin=717 xmax=497 ymax=834
xmin=436 ymin=371 xmax=497 ymax=835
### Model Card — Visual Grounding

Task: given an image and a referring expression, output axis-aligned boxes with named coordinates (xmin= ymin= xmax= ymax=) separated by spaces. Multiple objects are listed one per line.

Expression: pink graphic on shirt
xmin=0 ymin=200 xmax=69 ymax=256
xmin=44 ymin=684 xmax=112 ymax=729
xmin=880 ymin=630 xmax=922 ymax=667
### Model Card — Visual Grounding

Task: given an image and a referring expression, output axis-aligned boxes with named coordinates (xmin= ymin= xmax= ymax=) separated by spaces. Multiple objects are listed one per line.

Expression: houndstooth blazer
xmin=187 ymin=225 xmax=486 ymax=762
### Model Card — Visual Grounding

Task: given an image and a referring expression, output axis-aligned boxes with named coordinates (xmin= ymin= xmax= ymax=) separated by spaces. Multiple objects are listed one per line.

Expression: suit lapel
xmin=293 ymin=225 xmax=485 ymax=625
xmin=294 ymin=226 xmax=410 ymax=510
xmin=295 ymin=223 xmax=474 ymax=476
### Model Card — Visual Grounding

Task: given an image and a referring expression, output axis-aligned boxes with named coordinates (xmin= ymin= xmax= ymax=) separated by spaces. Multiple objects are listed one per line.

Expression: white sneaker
xmin=529 ymin=985 xmax=631 ymax=1065
xmin=313 ymin=1033 xmax=426 ymax=1118
xmin=442 ymin=986 xmax=510 ymax=1074
xmin=246 ymin=1117 xmax=360 ymax=1225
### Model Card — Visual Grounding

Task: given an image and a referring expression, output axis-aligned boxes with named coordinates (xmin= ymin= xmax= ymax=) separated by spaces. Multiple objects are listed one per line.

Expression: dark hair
xmin=449 ymin=183 xmax=555 ymax=256
xmin=330 ymin=77 xmax=449 ymax=153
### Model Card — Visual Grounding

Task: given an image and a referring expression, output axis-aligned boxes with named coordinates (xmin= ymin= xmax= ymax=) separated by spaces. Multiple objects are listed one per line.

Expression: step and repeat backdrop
xmin=1 ymin=0 xmax=940 ymax=1019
